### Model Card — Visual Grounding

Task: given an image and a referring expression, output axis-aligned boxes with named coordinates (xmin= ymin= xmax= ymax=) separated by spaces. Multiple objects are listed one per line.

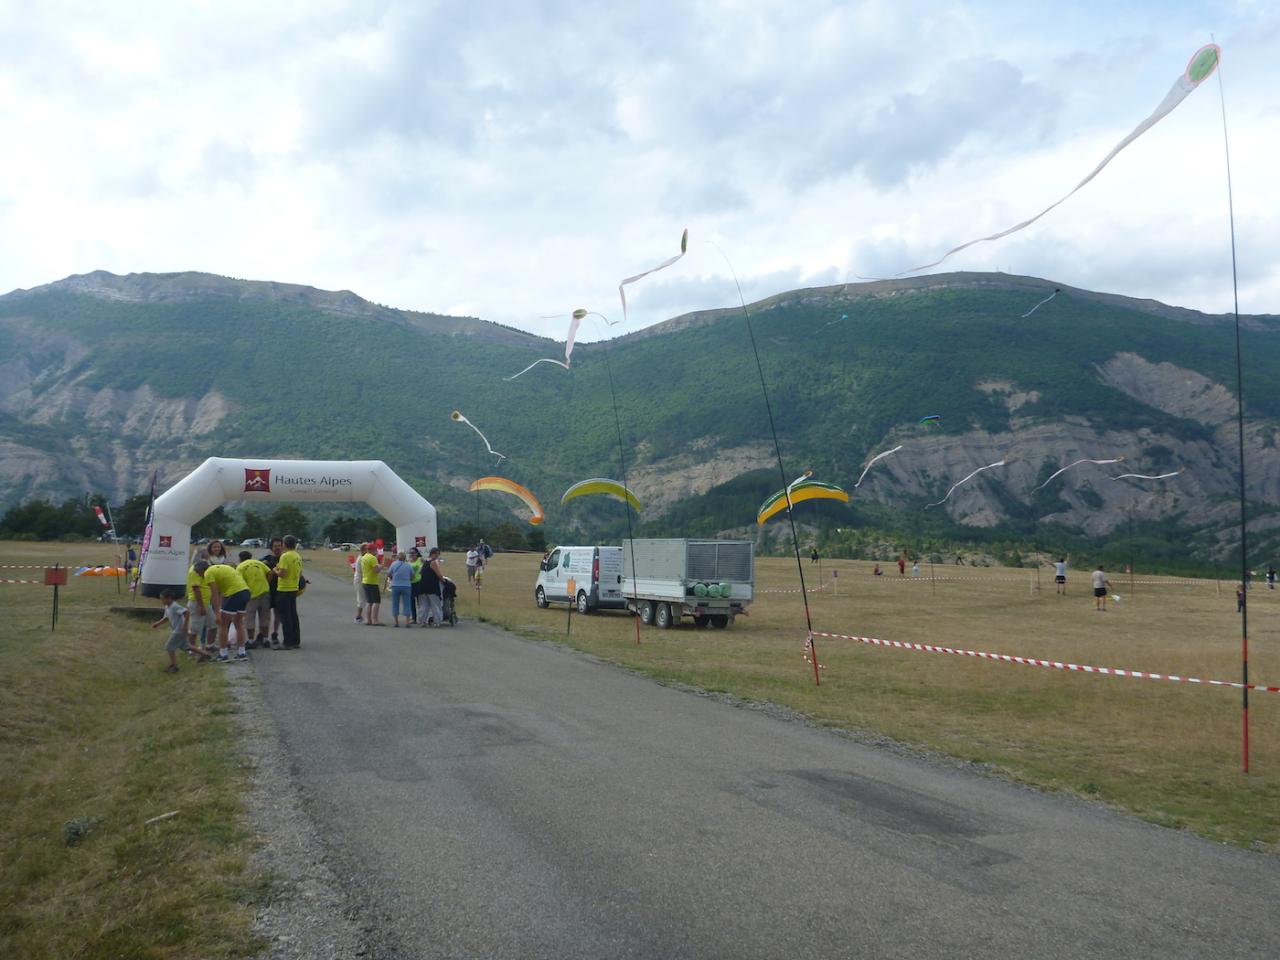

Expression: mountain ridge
xmin=1 ymin=268 xmax=1278 ymax=563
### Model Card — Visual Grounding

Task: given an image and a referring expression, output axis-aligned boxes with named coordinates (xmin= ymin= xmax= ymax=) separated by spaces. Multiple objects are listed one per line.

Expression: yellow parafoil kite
xmin=756 ymin=479 xmax=850 ymax=525
xmin=560 ymin=478 xmax=642 ymax=513
xmin=469 ymin=477 xmax=545 ymax=525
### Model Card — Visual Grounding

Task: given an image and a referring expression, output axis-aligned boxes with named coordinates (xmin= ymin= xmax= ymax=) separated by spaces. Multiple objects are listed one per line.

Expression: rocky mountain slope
xmin=1 ymin=269 xmax=1277 ymax=560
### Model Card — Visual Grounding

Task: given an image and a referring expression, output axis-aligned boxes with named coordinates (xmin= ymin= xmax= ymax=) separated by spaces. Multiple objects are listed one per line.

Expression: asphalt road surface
xmin=251 ymin=571 xmax=1278 ymax=959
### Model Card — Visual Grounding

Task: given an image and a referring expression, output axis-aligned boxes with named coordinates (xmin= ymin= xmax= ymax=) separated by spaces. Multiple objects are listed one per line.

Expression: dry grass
xmin=0 ymin=541 xmax=262 ymax=959
xmin=306 ymin=547 xmax=1280 ymax=849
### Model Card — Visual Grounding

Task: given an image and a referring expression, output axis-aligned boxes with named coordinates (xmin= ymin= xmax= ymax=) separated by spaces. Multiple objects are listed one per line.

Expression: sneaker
xmin=216 ymin=651 xmax=230 ymax=663
xmin=234 ymin=650 xmax=248 ymax=661
xmin=164 ymin=664 xmax=179 ymax=673
xmin=270 ymin=639 xmax=283 ymax=650
xmin=270 ymin=633 xmax=279 ymax=644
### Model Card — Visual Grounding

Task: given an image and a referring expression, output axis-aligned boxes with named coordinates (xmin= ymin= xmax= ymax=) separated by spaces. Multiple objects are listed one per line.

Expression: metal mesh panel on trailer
xmin=687 ymin=541 xmax=752 ymax=582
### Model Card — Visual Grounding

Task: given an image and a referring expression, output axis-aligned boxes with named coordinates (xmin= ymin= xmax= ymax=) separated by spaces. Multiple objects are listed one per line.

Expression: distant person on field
xmin=1268 ymin=566 xmax=1277 ymax=591
xmin=479 ymin=538 xmax=493 ymax=561
xmin=386 ymin=551 xmax=414 ymax=627
xmin=898 ymin=553 xmax=906 ymax=576
xmin=911 ymin=560 xmax=920 ymax=577
xmin=466 ymin=545 xmax=479 ymax=583
xmin=472 ymin=545 xmax=485 ymax=588
xmin=1091 ymin=564 xmax=1111 ymax=612
xmin=153 ymin=589 xmax=207 ymax=672
xmin=873 ymin=563 xmax=882 ymax=576
xmin=274 ymin=536 xmax=304 ymax=648
xmin=1237 ymin=583 xmax=1245 ymax=613
xmin=360 ymin=541 xmax=383 ymax=626
xmin=1054 ymin=557 xmax=1069 ymax=595
xmin=810 ymin=548 xmax=819 ymax=564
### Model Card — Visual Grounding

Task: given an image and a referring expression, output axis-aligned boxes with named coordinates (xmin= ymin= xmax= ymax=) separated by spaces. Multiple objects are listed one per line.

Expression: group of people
xmin=354 ymin=542 xmax=450 ymax=628
xmin=153 ymin=536 xmax=304 ymax=672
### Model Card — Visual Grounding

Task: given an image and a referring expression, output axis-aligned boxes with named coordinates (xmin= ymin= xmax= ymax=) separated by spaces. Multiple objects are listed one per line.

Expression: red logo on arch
xmin=159 ymin=535 xmax=172 ymax=547
xmin=415 ymin=536 xmax=427 ymax=547
xmin=244 ymin=468 xmax=271 ymax=493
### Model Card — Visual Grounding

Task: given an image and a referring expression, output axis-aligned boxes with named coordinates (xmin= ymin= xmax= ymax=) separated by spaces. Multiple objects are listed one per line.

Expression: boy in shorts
xmin=1054 ymin=557 xmax=1068 ymax=595
xmin=153 ymin=589 xmax=208 ymax=672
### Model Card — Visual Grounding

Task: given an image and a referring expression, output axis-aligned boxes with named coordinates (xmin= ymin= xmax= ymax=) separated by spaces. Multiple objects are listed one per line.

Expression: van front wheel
xmin=576 ymin=591 xmax=590 ymax=614
xmin=535 ymin=586 xmax=548 ymax=608
xmin=638 ymin=601 xmax=655 ymax=625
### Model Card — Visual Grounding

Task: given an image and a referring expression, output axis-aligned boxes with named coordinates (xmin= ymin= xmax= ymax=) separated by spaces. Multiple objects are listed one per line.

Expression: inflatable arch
xmin=139 ymin=457 xmax=437 ymax=597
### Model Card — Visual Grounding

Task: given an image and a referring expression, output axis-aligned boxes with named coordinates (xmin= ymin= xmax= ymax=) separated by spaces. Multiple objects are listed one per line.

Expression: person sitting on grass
xmin=152 ymin=589 xmax=209 ymax=672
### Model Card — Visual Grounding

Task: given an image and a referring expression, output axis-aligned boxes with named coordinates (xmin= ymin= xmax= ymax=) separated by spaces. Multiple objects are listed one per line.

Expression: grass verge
xmin=0 ymin=542 xmax=262 ymax=959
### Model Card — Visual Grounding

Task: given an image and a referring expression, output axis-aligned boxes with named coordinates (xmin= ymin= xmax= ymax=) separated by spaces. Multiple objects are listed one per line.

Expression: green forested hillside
xmin=1 ymin=272 xmax=1277 ymax=565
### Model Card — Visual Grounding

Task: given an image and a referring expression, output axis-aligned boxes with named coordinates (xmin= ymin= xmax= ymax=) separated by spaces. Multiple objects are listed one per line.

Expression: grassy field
xmin=309 ymin=546 xmax=1280 ymax=849
xmin=0 ymin=541 xmax=263 ymax=960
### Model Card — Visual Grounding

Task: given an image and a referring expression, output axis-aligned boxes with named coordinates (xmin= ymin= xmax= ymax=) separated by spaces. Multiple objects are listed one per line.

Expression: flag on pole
xmin=136 ymin=471 xmax=159 ymax=589
xmin=93 ymin=505 xmax=109 ymax=528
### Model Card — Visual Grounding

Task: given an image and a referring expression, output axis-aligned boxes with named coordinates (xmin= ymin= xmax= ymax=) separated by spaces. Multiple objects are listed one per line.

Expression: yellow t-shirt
xmin=186 ymin=565 xmax=207 ymax=604
xmin=236 ymin=558 xmax=271 ymax=598
xmin=359 ymin=552 xmax=381 ymax=586
xmin=276 ymin=550 xmax=303 ymax=592
xmin=204 ymin=562 xmax=249 ymax=599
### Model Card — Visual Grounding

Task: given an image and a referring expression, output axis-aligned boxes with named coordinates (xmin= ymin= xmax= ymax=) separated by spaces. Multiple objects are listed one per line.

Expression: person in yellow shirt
xmin=186 ymin=561 xmax=213 ymax=652
xmin=359 ymin=542 xmax=383 ymax=626
xmin=195 ymin=558 xmax=251 ymax=662
xmin=275 ymin=535 xmax=304 ymax=648
xmin=236 ymin=550 xmax=273 ymax=648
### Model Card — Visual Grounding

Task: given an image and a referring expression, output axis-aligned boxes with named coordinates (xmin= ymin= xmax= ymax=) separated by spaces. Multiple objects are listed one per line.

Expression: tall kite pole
xmin=1213 ymin=41 xmax=1249 ymax=773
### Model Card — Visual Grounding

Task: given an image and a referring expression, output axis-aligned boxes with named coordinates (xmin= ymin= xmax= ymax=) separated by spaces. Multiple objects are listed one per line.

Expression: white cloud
xmin=0 ymin=0 xmax=1276 ymax=340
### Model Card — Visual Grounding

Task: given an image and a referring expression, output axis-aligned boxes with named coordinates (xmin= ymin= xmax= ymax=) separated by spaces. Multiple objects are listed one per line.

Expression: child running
xmin=152 ymin=589 xmax=208 ymax=672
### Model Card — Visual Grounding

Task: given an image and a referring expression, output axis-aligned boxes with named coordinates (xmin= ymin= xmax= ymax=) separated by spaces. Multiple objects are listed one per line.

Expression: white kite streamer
xmin=927 ymin=458 xmax=1010 ymax=507
xmin=618 ymin=228 xmax=688 ymax=325
xmin=1034 ymin=456 xmax=1125 ymax=491
xmin=854 ymin=445 xmax=903 ymax=488
xmin=450 ymin=410 xmax=506 ymax=463
xmin=1112 ymin=468 xmax=1184 ymax=481
xmin=1020 ymin=288 xmax=1061 ymax=318
xmin=885 ymin=45 xmax=1221 ymax=276
xmin=504 ymin=309 xmax=589 ymax=381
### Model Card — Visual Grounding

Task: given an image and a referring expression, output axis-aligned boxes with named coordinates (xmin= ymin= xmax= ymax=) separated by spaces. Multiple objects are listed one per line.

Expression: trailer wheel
xmin=638 ymin=601 xmax=655 ymax=625
xmin=535 ymin=586 xmax=548 ymax=609
xmin=693 ymin=614 xmax=710 ymax=629
xmin=655 ymin=602 xmax=674 ymax=629
xmin=710 ymin=614 xmax=730 ymax=629
xmin=576 ymin=591 xmax=590 ymax=615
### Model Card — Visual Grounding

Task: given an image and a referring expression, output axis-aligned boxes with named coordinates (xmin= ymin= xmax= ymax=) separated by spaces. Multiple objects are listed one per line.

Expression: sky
xmin=1 ymin=0 xmax=1277 ymax=341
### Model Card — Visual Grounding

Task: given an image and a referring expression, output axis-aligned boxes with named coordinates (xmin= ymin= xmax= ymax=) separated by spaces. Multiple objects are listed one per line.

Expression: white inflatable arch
xmin=140 ymin=457 xmax=437 ymax=597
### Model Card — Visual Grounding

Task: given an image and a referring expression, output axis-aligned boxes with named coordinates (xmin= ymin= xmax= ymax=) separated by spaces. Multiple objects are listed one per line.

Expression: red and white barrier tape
xmin=808 ymin=629 xmax=1280 ymax=694
xmin=759 ymin=581 xmax=832 ymax=595
xmin=0 ymin=564 xmax=48 ymax=569
xmin=0 ymin=578 xmax=42 ymax=584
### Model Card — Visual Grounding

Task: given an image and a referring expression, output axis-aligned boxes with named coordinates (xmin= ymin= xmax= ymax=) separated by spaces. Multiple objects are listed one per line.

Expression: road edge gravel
xmin=228 ymin=671 xmax=374 ymax=960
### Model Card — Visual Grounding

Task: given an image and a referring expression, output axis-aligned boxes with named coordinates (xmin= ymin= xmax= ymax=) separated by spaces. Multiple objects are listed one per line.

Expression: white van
xmin=534 ymin=545 xmax=625 ymax=614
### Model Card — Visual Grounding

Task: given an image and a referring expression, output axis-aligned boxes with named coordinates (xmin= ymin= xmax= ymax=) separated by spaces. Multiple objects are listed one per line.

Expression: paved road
xmin=251 ymin=571 xmax=1277 ymax=959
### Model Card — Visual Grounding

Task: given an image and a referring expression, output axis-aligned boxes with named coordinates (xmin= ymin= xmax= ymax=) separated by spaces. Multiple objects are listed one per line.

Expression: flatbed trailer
xmin=621 ymin=538 xmax=754 ymax=629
